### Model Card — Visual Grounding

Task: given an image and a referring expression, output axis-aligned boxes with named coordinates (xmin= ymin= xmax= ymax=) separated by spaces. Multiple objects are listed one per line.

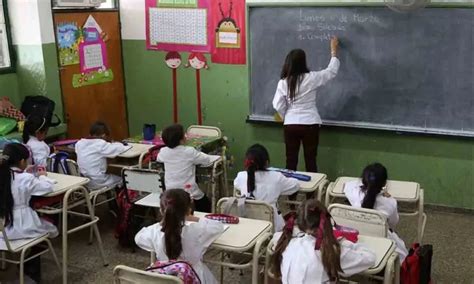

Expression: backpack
xmin=47 ymin=152 xmax=71 ymax=175
xmin=115 ymin=189 xmax=140 ymax=247
xmin=21 ymin=96 xmax=61 ymax=127
xmin=401 ymin=243 xmax=433 ymax=284
xmin=146 ymin=260 xmax=201 ymax=284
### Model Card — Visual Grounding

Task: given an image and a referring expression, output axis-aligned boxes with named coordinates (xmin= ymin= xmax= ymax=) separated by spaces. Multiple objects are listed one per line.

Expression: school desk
xmin=325 ymin=177 xmax=426 ymax=243
xmin=35 ymin=173 xmax=108 ymax=284
xmin=194 ymin=211 xmax=273 ymax=284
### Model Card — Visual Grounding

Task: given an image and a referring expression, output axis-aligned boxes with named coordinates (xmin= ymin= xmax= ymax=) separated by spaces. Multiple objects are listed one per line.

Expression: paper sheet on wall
xmin=158 ymin=0 xmax=198 ymax=8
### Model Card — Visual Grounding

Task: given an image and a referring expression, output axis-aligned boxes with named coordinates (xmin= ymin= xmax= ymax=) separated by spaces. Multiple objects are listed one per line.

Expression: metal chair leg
xmin=19 ymin=248 xmax=27 ymax=284
xmin=45 ymin=239 xmax=61 ymax=271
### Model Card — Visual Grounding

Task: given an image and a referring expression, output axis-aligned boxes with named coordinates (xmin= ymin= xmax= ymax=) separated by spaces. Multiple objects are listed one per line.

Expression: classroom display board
xmin=248 ymin=5 xmax=474 ymax=137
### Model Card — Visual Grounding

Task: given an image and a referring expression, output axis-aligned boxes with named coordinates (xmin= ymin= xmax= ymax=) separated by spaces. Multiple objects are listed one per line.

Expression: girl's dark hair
xmin=280 ymin=49 xmax=310 ymax=101
xmin=244 ymin=144 xmax=269 ymax=198
xmin=273 ymin=199 xmax=342 ymax=281
xmin=161 ymin=124 xmax=185 ymax=149
xmin=22 ymin=114 xmax=48 ymax=143
xmin=360 ymin=163 xmax=388 ymax=209
xmin=0 ymin=143 xmax=30 ymax=227
xmin=160 ymin=188 xmax=192 ymax=260
xmin=90 ymin=121 xmax=110 ymax=137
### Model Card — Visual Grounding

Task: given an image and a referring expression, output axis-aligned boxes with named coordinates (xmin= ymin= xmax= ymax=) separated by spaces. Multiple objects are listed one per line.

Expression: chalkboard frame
xmin=245 ymin=1 xmax=474 ymax=137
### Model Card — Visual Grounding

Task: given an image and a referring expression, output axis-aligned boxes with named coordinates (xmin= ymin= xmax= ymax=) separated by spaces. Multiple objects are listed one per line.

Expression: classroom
xmin=0 ymin=0 xmax=473 ymax=283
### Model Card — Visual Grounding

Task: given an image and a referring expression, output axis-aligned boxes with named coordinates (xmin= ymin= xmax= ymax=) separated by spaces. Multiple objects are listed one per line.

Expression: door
xmin=54 ymin=10 xmax=129 ymax=140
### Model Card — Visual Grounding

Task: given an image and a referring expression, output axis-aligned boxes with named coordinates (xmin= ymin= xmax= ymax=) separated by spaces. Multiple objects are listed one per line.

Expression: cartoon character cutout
xmin=215 ymin=1 xmax=241 ymax=48
xmin=165 ymin=51 xmax=182 ymax=69
xmin=186 ymin=53 xmax=209 ymax=70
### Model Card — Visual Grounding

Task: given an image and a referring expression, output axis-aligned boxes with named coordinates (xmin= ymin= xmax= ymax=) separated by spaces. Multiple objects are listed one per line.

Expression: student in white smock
xmin=343 ymin=162 xmax=409 ymax=263
xmin=135 ymin=189 xmax=225 ymax=284
xmin=233 ymin=144 xmax=300 ymax=232
xmin=23 ymin=115 xmax=50 ymax=167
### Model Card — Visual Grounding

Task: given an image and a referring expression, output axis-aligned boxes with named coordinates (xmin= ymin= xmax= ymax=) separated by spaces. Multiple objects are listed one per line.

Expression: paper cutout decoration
xmin=186 ymin=53 xmax=208 ymax=125
xmin=158 ymin=0 xmax=198 ymax=8
xmin=57 ymin=22 xmax=81 ymax=66
xmin=83 ymin=15 xmax=103 ymax=33
xmin=79 ymin=27 xmax=108 ymax=73
xmin=215 ymin=1 xmax=240 ymax=48
xmin=165 ymin=51 xmax=181 ymax=123
xmin=72 ymin=68 xmax=114 ymax=88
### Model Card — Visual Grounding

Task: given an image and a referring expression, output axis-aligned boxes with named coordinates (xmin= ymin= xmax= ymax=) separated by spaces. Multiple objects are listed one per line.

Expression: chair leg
xmin=19 ymin=248 xmax=27 ymax=284
xmin=89 ymin=194 xmax=99 ymax=244
xmin=1 ymin=251 xmax=5 ymax=270
xmin=84 ymin=193 xmax=108 ymax=266
xmin=45 ymin=239 xmax=61 ymax=271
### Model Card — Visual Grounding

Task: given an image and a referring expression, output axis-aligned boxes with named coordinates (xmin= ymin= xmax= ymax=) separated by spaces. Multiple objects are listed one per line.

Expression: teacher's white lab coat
xmin=233 ymin=170 xmax=300 ymax=232
xmin=75 ymin=138 xmax=131 ymax=190
xmin=344 ymin=180 xmax=409 ymax=262
xmin=1 ymin=169 xmax=58 ymax=240
xmin=26 ymin=136 xmax=50 ymax=166
xmin=135 ymin=218 xmax=225 ymax=284
xmin=272 ymin=228 xmax=376 ymax=284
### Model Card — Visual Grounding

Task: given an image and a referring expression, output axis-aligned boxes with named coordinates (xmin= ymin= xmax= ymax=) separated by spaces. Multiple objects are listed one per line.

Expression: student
xmin=272 ymin=199 xmax=376 ymax=283
xmin=157 ymin=124 xmax=219 ymax=213
xmin=23 ymin=114 xmax=50 ymax=167
xmin=343 ymin=163 xmax=408 ymax=262
xmin=75 ymin=121 xmax=131 ymax=190
xmin=233 ymin=144 xmax=300 ymax=231
xmin=135 ymin=188 xmax=224 ymax=284
xmin=272 ymin=37 xmax=340 ymax=173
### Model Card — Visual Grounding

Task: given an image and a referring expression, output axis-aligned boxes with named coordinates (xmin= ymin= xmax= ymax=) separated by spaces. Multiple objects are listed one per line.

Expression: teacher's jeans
xmin=284 ymin=124 xmax=320 ymax=172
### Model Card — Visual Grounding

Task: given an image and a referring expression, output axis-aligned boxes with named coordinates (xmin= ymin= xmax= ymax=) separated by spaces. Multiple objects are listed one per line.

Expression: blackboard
xmin=248 ymin=5 xmax=474 ymax=137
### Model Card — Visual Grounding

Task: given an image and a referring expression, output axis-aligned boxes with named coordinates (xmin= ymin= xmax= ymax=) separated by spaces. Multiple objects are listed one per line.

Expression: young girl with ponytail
xmin=135 ymin=189 xmax=225 ymax=284
xmin=23 ymin=114 xmax=50 ymax=167
xmin=233 ymin=144 xmax=300 ymax=232
xmin=272 ymin=199 xmax=375 ymax=283
xmin=343 ymin=163 xmax=408 ymax=262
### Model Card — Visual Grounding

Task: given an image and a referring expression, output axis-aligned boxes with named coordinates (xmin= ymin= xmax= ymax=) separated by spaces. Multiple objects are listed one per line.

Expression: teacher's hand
xmin=330 ymin=36 xmax=339 ymax=57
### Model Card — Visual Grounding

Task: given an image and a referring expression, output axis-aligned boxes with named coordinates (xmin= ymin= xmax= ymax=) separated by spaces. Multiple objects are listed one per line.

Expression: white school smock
xmin=135 ymin=218 xmax=225 ymax=284
xmin=1 ymin=170 xmax=58 ymax=240
xmin=273 ymin=57 xmax=340 ymax=125
xmin=343 ymin=180 xmax=409 ymax=262
xmin=75 ymin=138 xmax=131 ymax=190
xmin=157 ymin=146 xmax=220 ymax=200
xmin=26 ymin=136 xmax=50 ymax=166
xmin=272 ymin=228 xmax=376 ymax=284
xmin=233 ymin=171 xmax=300 ymax=232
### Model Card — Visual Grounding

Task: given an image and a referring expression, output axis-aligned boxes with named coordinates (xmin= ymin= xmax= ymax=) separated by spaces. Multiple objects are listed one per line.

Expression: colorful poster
xmin=72 ymin=68 xmax=114 ymax=88
xmin=158 ymin=0 xmax=198 ymax=8
xmin=57 ymin=22 xmax=81 ymax=66
xmin=210 ymin=0 xmax=246 ymax=64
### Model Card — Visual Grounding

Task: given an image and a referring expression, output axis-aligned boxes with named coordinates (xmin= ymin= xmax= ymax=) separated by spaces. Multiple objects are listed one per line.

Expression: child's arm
xmin=276 ymin=173 xmax=300 ymax=196
xmin=339 ymin=240 xmax=376 ymax=277
xmin=100 ymin=141 xmax=132 ymax=158
xmin=191 ymin=148 xmax=220 ymax=166
xmin=196 ymin=218 xmax=225 ymax=249
xmin=134 ymin=223 xmax=159 ymax=252
xmin=272 ymin=80 xmax=288 ymax=119
xmin=27 ymin=174 xmax=55 ymax=196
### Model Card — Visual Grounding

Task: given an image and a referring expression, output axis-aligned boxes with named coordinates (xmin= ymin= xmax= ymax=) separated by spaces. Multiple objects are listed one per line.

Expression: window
xmin=0 ymin=0 xmax=12 ymax=71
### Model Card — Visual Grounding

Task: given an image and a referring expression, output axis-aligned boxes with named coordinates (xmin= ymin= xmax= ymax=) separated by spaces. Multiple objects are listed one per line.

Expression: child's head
xmin=187 ymin=52 xmax=208 ymax=70
xmin=0 ymin=143 xmax=31 ymax=226
xmin=280 ymin=49 xmax=310 ymax=101
xmin=89 ymin=121 xmax=110 ymax=138
xmin=161 ymin=124 xmax=185 ymax=149
xmin=22 ymin=114 xmax=49 ymax=143
xmin=360 ymin=163 xmax=388 ymax=209
xmin=273 ymin=199 xmax=342 ymax=281
xmin=165 ymin=51 xmax=182 ymax=69
xmin=244 ymin=144 xmax=270 ymax=197
xmin=160 ymin=188 xmax=193 ymax=260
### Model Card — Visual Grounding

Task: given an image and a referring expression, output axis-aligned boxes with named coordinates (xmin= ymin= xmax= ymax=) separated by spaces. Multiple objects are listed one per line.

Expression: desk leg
xmin=62 ymin=190 xmax=69 ymax=284
xmin=417 ymin=189 xmax=425 ymax=243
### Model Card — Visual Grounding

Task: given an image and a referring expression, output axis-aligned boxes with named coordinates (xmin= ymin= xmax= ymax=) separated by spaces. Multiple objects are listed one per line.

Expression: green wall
xmin=122 ymin=40 xmax=473 ymax=209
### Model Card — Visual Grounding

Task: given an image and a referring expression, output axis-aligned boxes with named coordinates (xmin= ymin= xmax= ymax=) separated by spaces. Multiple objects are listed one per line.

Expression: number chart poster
xmin=146 ymin=0 xmax=211 ymax=52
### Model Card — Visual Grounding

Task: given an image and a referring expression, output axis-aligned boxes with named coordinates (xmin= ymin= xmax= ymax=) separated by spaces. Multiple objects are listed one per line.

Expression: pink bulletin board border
xmin=145 ymin=0 xmax=211 ymax=53
xmin=79 ymin=41 xmax=108 ymax=73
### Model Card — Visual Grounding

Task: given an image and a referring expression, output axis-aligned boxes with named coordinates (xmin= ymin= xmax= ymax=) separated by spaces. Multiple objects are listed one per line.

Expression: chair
xmin=217 ymin=197 xmax=275 ymax=232
xmin=0 ymin=218 xmax=61 ymax=284
xmin=122 ymin=167 xmax=165 ymax=208
xmin=186 ymin=125 xmax=222 ymax=138
xmin=113 ymin=265 xmax=182 ymax=284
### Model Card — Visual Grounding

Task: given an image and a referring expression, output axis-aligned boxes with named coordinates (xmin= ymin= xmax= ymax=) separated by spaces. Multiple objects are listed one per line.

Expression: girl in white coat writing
xmin=343 ymin=163 xmax=408 ymax=263
xmin=272 ymin=199 xmax=376 ymax=284
xmin=234 ymin=144 xmax=300 ymax=232
xmin=75 ymin=121 xmax=131 ymax=190
xmin=135 ymin=189 xmax=225 ymax=284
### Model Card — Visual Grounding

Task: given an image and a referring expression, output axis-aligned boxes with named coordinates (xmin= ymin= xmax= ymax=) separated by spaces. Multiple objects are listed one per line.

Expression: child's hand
xmin=25 ymin=165 xmax=36 ymax=174
xmin=37 ymin=166 xmax=47 ymax=176
xmin=186 ymin=215 xmax=199 ymax=222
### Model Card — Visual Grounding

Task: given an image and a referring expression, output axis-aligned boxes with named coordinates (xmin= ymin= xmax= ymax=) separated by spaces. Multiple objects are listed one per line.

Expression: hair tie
xmin=244 ymin=158 xmax=254 ymax=169
xmin=315 ymin=212 xmax=326 ymax=250
xmin=166 ymin=198 xmax=174 ymax=207
xmin=284 ymin=212 xmax=297 ymax=233
xmin=36 ymin=118 xmax=46 ymax=132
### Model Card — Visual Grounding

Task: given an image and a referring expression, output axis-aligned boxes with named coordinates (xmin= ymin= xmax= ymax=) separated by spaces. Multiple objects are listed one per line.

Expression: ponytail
xmin=318 ymin=211 xmax=342 ymax=281
xmin=23 ymin=115 xmax=48 ymax=143
xmin=244 ymin=144 xmax=270 ymax=198
xmin=160 ymin=188 xmax=192 ymax=260
xmin=245 ymin=159 xmax=256 ymax=198
xmin=272 ymin=212 xmax=297 ymax=277
xmin=361 ymin=163 xmax=388 ymax=209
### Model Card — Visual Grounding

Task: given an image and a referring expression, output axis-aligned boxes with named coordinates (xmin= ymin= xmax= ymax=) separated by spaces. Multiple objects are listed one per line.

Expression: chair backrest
xmin=328 ymin=204 xmax=389 ymax=237
xmin=186 ymin=125 xmax=221 ymax=138
xmin=217 ymin=197 xmax=275 ymax=231
xmin=113 ymin=265 xmax=183 ymax=284
xmin=65 ymin=159 xmax=81 ymax=176
xmin=0 ymin=217 xmax=13 ymax=251
xmin=122 ymin=168 xmax=165 ymax=194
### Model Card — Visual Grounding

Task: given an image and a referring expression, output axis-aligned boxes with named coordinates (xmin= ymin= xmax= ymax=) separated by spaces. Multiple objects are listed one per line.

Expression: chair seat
xmin=135 ymin=193 xmax=161 ymax=208
xmin=0 ymin=234 xmax=49 ymax=252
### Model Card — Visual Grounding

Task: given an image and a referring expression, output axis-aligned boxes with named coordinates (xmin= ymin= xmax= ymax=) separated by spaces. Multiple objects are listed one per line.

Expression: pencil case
xmin=205 ymin=214 xmax=239 ymax=224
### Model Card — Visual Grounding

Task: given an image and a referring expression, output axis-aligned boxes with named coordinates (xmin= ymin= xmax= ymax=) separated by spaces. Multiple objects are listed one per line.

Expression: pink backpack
xmin=146 ymin=260 xmax=201 ymax=284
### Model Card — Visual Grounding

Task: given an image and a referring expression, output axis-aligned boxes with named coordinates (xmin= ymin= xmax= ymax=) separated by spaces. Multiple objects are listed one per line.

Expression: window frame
xmin=0 ymin=0 xmax=15 ymax=74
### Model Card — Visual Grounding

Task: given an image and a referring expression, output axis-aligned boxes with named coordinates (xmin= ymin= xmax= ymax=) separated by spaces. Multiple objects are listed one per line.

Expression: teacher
xmin=272 ymin=36 xmax=340 ymax=173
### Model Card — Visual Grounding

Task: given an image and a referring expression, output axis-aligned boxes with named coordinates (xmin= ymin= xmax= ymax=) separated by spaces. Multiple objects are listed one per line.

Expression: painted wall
xmin=120 ymin=0 xmax=473 ymax=209
xmin=0 ymin=73 xmax=20 ymax=106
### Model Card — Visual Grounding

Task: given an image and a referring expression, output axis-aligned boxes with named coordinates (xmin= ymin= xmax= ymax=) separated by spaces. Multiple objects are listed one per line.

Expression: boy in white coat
xmin=75 ymin=122 xmax=131 ymax=190
xmin=343 ymin=163 xmax=409 ymax=262
xmin=233 ymin=144 xmax=300 ymax=231
xmin=157 ymin=124 xmax=219 ymax=212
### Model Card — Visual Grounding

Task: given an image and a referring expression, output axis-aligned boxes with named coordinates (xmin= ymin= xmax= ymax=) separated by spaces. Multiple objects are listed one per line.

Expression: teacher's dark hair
xmin=280 ymin=49 xmax=310 ymax=102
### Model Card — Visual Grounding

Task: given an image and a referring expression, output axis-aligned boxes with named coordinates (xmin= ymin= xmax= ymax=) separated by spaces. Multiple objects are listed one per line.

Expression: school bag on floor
xmin=146 ymin=260 xmax=201 ymax=284
xmin=401 ymin=243 xmax=433 ymax=284
xmin=21 ymin=96 xmax=61 ymax=127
